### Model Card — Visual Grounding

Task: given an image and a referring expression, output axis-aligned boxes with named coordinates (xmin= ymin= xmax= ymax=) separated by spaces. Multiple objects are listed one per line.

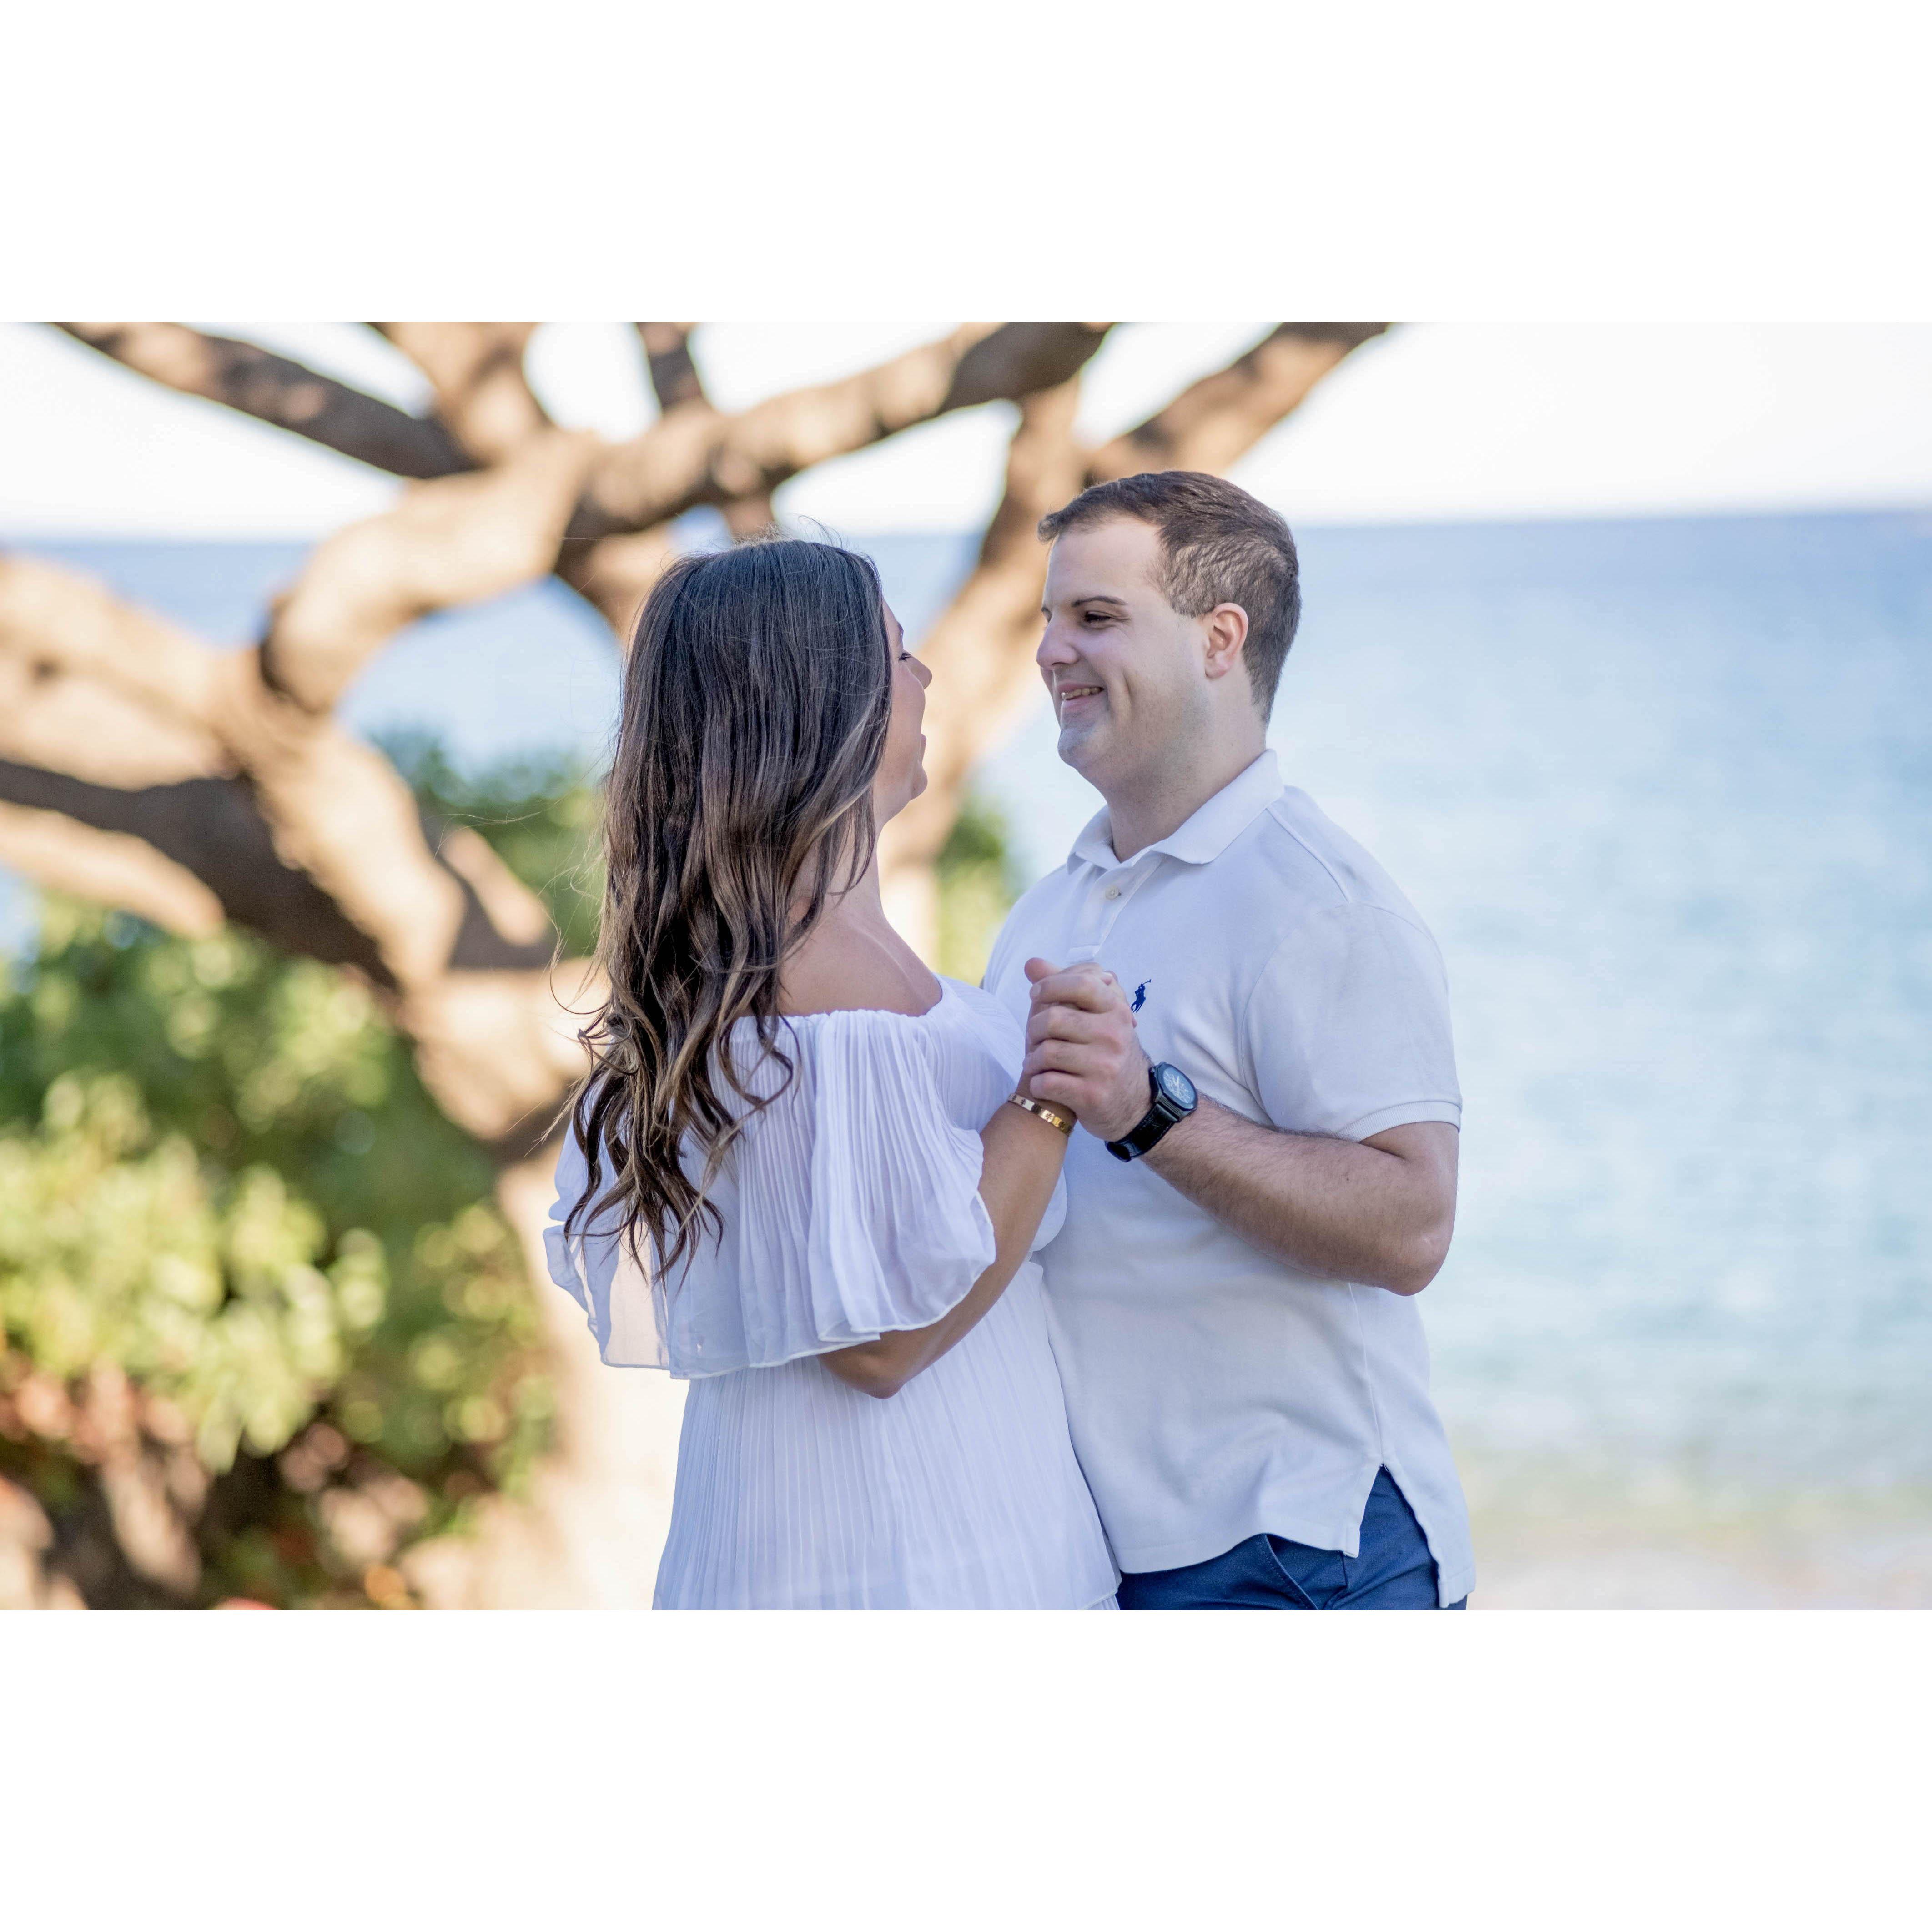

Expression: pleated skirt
xmin=654 ymin=1264 xmax=1118 ymax=1610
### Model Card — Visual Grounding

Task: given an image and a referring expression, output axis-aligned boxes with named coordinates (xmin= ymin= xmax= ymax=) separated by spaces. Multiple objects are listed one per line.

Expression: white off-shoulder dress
xmin=543 ymin=978 xmax=1119 ymax=1610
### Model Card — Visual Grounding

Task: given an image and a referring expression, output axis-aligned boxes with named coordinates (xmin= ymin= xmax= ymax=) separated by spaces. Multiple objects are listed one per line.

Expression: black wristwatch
xmin=1105 ymin=1062 xmax=1198 ymax=1162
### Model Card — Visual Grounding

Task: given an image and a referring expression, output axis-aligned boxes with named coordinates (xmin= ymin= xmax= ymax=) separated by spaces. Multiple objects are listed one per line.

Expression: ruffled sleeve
xmin=543 ymin=1126 xmax=669 ymax=1370
xmin=544 ymin=1009 xmax=998 ymax=1378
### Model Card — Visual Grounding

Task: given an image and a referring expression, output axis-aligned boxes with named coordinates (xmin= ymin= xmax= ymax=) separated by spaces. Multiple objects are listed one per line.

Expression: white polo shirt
xmin=985 ymin=750 xmax=1474 ymax=1602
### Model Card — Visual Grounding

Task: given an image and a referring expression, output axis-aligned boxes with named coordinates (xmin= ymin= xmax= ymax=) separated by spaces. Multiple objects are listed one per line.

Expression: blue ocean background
xmin=9 ymin=509 xmax=1930 ymax=1603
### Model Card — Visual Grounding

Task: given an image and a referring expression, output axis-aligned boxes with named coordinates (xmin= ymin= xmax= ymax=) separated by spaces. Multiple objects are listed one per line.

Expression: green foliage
xmin=935 ymin=791 xmax=1022 ymax=983
xmin=0 ymin=741 xmax=606 ymax=1607
xmin=0 ymin=1067 xmax=384 ymax=1474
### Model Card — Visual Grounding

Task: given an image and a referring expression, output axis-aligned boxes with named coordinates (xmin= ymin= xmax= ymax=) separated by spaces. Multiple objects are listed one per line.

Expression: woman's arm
xmin=821 ymin=1097 xmax=1070 ymax=1398
xmin=823 ymin=961 xmax=1122 ymax=1399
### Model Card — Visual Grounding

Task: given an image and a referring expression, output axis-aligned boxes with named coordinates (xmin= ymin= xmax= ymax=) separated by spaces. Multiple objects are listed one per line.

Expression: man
xmin=984 ymin=471 xmax=1473 ymax=1610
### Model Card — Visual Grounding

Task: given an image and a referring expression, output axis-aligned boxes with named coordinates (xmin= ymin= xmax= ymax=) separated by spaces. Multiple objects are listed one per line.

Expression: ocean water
xmin=1256 ymin=515 xmax=1932 ymax=1603
xmin=8 ymin=511 xmax=1931 ymax=1602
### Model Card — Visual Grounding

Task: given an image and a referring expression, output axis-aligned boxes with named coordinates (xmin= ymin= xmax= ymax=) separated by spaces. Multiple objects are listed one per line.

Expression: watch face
xmin=1155 ymin=1063 xmax=1196 ymax=1111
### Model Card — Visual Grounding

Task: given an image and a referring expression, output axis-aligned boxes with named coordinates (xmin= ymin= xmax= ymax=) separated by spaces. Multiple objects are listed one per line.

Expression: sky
xmin=5 ymin=322 xmax=1932 ymax=538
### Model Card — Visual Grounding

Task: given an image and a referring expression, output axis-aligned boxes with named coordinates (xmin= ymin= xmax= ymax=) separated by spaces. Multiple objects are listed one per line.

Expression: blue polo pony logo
xmin=1131 ymin=980 xmax=1151 ymax=1013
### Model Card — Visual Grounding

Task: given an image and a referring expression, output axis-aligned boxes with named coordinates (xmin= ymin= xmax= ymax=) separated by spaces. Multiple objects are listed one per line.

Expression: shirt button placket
xmin=1098 ymin=881 xmax=1123 ymax=948
xmin=1068 ymin=870 xmax=1112 ymax=962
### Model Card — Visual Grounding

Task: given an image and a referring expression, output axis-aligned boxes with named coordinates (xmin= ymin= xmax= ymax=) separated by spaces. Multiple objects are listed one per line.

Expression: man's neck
xmin=1102 ymin=733 xmax=1267 ymax=861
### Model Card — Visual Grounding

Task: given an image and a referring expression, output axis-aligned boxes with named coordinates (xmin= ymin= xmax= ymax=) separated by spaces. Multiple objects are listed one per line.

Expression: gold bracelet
xmin=1008 ymin=1092 xmax=1075 ymax=1136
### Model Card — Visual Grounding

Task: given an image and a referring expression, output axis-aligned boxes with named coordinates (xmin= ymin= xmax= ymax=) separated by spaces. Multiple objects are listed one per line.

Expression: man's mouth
xmin=1055 ymin=683 xmax=1104 ymax=716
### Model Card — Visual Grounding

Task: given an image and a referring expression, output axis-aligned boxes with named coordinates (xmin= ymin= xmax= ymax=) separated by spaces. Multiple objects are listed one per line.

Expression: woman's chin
xmin=874 ymin=770 xmax=925 ymax=822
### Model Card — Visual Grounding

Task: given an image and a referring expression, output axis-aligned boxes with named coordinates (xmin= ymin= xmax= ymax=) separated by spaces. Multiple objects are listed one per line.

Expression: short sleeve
xmin=1243 ymin=903 xmax=1462 ymax=1142
xmin=544 ymin=1012 xmax=997 ymax=1377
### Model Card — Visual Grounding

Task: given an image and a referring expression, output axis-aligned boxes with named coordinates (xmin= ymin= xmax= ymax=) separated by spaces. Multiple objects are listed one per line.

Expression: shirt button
xmin=1105 ymin=886 xmax=1121 ymax=900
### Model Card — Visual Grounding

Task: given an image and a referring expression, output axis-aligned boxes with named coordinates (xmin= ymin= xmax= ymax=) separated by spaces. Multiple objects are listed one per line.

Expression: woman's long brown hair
xmin=562 ymin=538 xmax=895 ymax=1276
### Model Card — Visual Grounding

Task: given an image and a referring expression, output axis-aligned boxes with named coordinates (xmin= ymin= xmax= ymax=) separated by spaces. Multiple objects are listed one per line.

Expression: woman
xmin=544 ymin=538 xmax=1120 ymax=1609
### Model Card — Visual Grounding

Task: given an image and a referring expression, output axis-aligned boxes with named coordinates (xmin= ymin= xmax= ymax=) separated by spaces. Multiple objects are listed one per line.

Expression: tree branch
xmin=548 ymin=320 xmax=800 ymax=637
xmin=0 ymin=797 xmax=225 ymax=938
xmin=1086 ymin=323 xmax=1390 ymax=480
xmin=51 ymin=324 xmax=473 ymax=480
xmin=0 ymin=745 xmax=588 ymax=1154
xmin=0 ymin=555 xmax=559 ymax=987
xmin=371 ymin=324 xmax=553 ymax=467
xmin=36 ymin=342 xmax=601 ymax=709
xmin=553 ymin=528 xmax=681 ymax=642
xmin=635 ymin=323 xmax=705 ymax=413
xmin=402 ymin=958 xmax=604 ymax=1155
xmin=550 ymin=324 xmax=1121 ymax=644
xmin=633 ymin=323 xmax=774 ymax=538
xmin=880 ymin=380 xmax=1091 ymax=886
xmin=47 ymin=325 xmax=1118 ymax=663
xmin=261 ymin=428 xmax=602 ymax=713
xmin=570 ymin=323 xmax=1113 ymax=541
xmin=1 ymin=550 xmax=234 ymax=747
xmin=0 ymin=760 xmax=388 ymax=970
xmin=0 ymin=651 xmax=224 ymax=794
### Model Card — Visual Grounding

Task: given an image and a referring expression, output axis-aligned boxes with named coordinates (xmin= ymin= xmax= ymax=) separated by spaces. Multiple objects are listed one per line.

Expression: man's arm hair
xmin=1142 ymin=1104 xmax=1458 ymax=1296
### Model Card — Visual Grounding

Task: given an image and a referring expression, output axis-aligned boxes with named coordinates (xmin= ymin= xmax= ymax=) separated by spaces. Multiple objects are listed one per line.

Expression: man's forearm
xmin=1142 ymin=1098 xmax=1456 ymax=1294
xmin=1017 ymin=961 xmax=1456 ymax=1294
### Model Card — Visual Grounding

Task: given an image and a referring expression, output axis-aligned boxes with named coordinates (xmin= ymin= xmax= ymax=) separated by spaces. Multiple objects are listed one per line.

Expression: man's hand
xmin=1021 ymin=958 xmax=1151 ymax=1142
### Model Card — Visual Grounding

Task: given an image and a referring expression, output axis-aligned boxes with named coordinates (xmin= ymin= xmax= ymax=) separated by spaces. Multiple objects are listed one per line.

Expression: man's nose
xmin=1036 ymin=619 xmax=1077 ymax=671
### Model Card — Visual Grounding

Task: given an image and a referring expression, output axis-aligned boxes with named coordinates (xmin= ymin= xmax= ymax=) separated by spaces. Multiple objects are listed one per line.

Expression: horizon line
xmin=8 ymin=496 xmax=1932 ymax=548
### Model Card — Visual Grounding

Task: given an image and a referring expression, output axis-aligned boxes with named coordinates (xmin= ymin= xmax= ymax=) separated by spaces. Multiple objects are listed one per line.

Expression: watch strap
xmin=1105 ymin=1065 xmax=1194 ymax=1162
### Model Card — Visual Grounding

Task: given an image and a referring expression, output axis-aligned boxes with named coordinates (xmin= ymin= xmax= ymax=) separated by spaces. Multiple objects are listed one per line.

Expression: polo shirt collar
xmin=1067 ymin=750 xmax=1285 ymax=874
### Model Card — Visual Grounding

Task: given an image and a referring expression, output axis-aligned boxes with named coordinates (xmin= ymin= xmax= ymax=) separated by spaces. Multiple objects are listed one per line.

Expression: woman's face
xmin=872 ymin=602 xmax=931 ymax=821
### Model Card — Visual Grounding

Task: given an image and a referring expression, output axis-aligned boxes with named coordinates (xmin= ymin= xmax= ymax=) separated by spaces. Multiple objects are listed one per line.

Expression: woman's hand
xmin=1021 ymin=958 xmax=1151 ymax=1142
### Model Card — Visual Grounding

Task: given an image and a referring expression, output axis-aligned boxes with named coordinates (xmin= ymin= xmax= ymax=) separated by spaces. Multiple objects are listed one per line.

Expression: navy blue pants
xmin=1115 ymin=1469 xmax=1467 ymax=1610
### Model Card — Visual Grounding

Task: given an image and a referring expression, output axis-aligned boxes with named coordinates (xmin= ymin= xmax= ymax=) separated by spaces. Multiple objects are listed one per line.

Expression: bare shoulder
xmin=780 ymin=922 xmax=943 ymax=1019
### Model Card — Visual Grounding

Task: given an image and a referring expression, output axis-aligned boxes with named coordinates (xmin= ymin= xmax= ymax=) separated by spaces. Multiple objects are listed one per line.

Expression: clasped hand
xmin=1020 ymin=958 xmax=1151 ymax=1142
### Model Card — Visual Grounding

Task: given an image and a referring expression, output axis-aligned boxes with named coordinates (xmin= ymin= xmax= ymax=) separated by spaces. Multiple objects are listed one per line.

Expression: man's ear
xmin=1201 ymin=603 xmax=1250 ymax=681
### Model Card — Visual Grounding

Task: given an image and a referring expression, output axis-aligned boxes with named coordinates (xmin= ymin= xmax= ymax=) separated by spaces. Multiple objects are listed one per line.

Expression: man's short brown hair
xmin=1037 ymin=471 xmax=1301 ymax=716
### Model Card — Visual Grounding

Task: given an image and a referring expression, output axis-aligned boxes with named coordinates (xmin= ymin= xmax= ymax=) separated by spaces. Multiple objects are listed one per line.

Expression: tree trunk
xmin=400 ymin=1147 xmax=685 ymax=1609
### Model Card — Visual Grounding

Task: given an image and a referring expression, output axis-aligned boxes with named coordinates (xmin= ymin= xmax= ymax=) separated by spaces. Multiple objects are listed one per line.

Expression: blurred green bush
xmin=935 ymin=791 xmax=1022 ymax=984
xmin=0 ymin=741 xmax=600 ymax=1607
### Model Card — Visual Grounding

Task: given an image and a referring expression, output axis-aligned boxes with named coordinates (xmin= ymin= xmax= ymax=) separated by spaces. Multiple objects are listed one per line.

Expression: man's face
xmin=1038 ymin=517 xmax=1204 ymax=790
